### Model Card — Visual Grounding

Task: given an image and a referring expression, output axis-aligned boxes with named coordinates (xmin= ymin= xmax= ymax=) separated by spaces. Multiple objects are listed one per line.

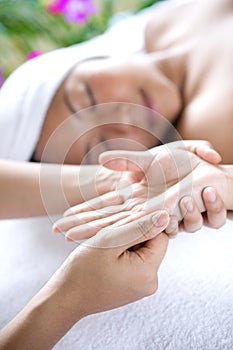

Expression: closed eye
xmin=85 ymin=83 xmax=96 ymax=107
xmin=100 ymin=137 xmax=111 ymax=152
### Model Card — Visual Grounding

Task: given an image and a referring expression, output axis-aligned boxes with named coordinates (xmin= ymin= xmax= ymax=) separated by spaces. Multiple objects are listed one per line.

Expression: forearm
xmin=0 ymin=281 xmax=83 ymax=350
xmin=0 ymin=160 xmax=80 ymax=218
xmin=0 ymin=160 xmax=118 ymax=219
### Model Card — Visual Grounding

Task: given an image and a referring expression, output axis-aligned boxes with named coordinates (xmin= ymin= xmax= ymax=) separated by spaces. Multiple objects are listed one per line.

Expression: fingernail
xmin=182 ymin=197 xmax=194 ymax=212
xmin=52 ymin=224 xmax=59 ymax=233
xmin=152 ymin=211 xmax=168 ymax=227
xmin=205 ymin=188 xmax=216 ymax=203
xmin=66 ymin=235 xmax=74 ymax=242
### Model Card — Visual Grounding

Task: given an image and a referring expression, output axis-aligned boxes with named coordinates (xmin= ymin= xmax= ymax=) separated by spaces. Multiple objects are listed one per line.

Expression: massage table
xmin=1 ymin=215 xmax=233 ymax=349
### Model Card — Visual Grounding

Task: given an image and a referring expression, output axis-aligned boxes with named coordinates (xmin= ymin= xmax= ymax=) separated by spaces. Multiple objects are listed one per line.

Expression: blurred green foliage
xmin=0 ymin=0 xmax=161 ymax=79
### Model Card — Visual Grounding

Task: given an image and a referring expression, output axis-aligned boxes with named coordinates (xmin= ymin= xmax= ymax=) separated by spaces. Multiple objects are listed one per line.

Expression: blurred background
xmin=0 ymin=0 xmax=161 ymax=85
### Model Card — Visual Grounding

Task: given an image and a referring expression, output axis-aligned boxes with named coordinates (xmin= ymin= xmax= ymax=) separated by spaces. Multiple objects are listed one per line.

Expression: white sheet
xmin=1 ymin=215 xmax=233 ymax=349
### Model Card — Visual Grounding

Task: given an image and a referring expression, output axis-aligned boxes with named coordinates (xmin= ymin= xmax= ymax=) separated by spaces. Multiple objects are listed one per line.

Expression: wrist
xmin=62 ymin=164 xmax=102 ymax=206
xmin=62 ymin=164 xmax=124 ymax=205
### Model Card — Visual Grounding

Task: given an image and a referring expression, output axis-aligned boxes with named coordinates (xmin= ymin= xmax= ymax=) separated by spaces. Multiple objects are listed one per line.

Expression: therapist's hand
xmin=51 ymin=210 xmax=169 ymax=316
xmin=0 ymin=211 xmax=169 ymax=350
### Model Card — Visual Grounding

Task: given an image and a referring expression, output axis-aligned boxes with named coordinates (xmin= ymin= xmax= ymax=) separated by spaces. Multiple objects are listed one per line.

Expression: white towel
xmin=0 ymin=0 xmax=194 ymax=161
xmin=0 ymin=215 xmax=233 ymax=349
xmin=0 ymin=6 xmax=155 ymax=161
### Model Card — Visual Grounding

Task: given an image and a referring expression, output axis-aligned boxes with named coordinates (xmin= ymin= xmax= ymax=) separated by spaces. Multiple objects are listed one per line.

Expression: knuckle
xmin=185 ymin=217 xmax=203 ymax=233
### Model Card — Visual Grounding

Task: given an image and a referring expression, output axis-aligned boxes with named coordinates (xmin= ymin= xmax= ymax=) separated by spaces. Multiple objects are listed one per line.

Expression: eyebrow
xmin=85 ymin=142 xmax=91 ymax=164
xmin=64 ymin=55 xmax=109 ymax=114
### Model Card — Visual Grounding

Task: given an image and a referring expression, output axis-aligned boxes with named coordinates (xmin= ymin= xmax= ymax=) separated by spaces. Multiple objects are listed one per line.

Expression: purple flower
xmin=26 ymin=50 xmax=42 ymax=60
xmin=0 ymin=67 xmax=3 ymax=88
xmin=48 ymin=0 xmax=97 ymax=24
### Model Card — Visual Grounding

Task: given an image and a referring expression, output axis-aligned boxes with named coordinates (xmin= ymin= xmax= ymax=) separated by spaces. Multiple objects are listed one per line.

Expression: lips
xmin=141 ymin=89 xmax=159 ymax=113
xmin=140 ymin=89 xmax=159 ymax=128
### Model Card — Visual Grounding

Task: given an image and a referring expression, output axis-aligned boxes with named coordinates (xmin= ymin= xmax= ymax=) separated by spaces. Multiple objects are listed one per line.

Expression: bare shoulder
xmin=176 ymin=89 xmax=233 ymax=164
xmin=145 ymin=1 xmax=196 ymax=52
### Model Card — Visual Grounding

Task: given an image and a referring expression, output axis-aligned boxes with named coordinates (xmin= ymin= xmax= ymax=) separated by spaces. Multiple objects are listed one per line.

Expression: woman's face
xmin=62 ymin=54 xmax=182 ymax=164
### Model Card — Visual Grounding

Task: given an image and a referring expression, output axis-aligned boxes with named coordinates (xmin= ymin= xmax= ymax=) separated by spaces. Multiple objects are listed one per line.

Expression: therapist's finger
xmin=179 ymin=196 xmax=203 ymax=232
xmin=63 ymin=187 xmax=129 ymax=217
xmin=202 ymin=187 xmax=227 ymax=228
xmin=165 ymin=215 xmax=179 ymax=238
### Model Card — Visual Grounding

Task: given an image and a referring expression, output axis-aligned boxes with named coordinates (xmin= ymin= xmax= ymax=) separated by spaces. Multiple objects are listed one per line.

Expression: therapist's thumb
xmin=99 ymin=150 xmax=154 ymax=172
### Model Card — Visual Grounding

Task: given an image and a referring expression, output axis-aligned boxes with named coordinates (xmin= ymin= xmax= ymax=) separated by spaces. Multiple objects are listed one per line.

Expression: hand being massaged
xmin=53 ymin=140 xmax=229 ymax=241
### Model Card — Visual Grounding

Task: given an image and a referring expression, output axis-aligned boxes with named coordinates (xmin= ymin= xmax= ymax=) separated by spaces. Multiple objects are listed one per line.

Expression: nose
xmin=102 ymin=124 xmax=157 ymax=150
xmin=103 ymin=123 xmax=136 ymax=138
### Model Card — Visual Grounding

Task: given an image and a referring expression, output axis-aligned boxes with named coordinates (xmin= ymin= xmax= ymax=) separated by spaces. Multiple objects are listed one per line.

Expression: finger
xmin=202 ymin=187 xmax=227 ymax=228
xmin=53 ymin=208 xmax=129 ymax=233
xmin=63 ymin=188 xmax=129 ymax=217
xmin=179 ymin=196 xmax=203 ymax=232
xmin=64 ymin=211 xmax=133 ymax=241
xmin=66 ymin=208 xmax=150 ymax=241
xmin=165 ymin=215 xmax=179 ymax=238
xmin=99 ymin=149 xmax=153 ymax=172
xmin=58 ymin=196 xmax=145 ymax=234
xmin=184 ymin=140 xmax=222 ymax=164
xmin=84 ymin=210 xmax=169 ymax=251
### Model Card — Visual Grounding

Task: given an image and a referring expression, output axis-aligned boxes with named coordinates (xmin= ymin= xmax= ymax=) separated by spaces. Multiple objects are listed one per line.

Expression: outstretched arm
xmin=0 ymin=160 xmax=129 ymax=219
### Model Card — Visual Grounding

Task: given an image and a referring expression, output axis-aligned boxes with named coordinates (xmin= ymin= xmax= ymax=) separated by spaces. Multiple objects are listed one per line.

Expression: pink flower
xmin=0 ymin=67 xmax=3 ymax=88
xmin=47 ymin=0 xmax=97 ymax=24
xmin=26 ymin=50 xmax=42 ymax=60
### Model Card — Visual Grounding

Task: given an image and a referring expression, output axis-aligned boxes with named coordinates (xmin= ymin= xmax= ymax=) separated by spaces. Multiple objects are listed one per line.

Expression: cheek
xmin=128 ymin=129 xmax=159 ymax=149
xmin=64 ymin=140 xmax=86 ymax=164
xmin=89 ymin=71 xmax=137 ymax=104
xmin=64 ymin=130 xmax=96 ymax=165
